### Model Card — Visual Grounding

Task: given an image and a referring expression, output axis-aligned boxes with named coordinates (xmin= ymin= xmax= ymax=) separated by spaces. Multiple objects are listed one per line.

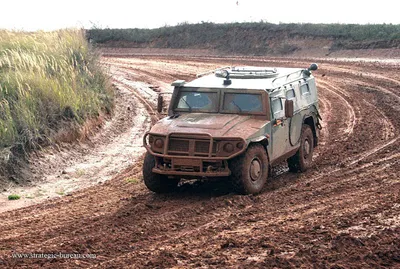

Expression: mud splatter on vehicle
xmin=143 ymin=65 xmax=321 ymax=194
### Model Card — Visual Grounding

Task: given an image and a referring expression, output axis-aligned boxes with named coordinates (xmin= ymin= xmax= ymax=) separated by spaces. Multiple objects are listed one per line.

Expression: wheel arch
xmin=303 ymin=115 xmax=318 ymax=147
xmin=247 ymin=138 xmax=271 ymax=170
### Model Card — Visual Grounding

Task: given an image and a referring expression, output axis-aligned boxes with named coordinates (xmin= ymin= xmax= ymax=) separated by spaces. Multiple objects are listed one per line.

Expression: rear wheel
xmin=288 ymin=125 xmax=314 ymax=172
xmin=229 ymin=144 xmax=268 ymax=194
xmin=143 ymin=152 xmax=179 ymax=193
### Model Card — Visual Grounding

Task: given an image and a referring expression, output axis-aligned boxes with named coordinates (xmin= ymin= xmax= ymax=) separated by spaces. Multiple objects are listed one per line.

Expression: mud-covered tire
xmin=143 ymin=152 xmax=179 ymax=193
xmin=287 ymin=125 xmax=314 ymax=173
xmin=229 ymin=144 xmax=269 ymax=194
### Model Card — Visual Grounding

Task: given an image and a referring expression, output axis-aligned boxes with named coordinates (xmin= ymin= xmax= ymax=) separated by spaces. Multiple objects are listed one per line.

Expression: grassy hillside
xmin=87 ymin=22 xmax=400 ymax=54
xmin=0 ymin=29 xmax=113 ymax=152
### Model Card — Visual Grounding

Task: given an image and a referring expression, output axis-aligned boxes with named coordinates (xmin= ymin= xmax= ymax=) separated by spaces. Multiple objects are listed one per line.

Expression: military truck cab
xmin=143 ymin=64 xmax=321 ymax=194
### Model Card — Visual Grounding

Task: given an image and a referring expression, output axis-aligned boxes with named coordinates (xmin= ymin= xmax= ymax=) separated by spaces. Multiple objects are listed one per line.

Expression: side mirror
xmin=308 ymin=63 xmax=318 ymax=71
xmin=157 ymin=94 xmax=163 ymax=113
xmin=285 ymin=99 xmax=294 ymax=118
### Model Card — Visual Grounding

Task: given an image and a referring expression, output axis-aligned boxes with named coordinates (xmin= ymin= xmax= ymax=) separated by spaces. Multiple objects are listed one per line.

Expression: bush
xmin=87 ymin=22 xmax=400 ymax=52
xmin=8 ymin=194 xmax=21 ymax=200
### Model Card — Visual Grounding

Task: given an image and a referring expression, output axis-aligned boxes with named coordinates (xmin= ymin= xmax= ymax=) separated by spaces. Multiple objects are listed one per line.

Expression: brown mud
xmin=0 ymin=49 xmax=399 ymax=268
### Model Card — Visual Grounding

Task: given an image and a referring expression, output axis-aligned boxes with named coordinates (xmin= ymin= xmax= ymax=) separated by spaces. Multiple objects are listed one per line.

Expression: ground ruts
xmin=0 ymin=52 xmax=399 ymax=268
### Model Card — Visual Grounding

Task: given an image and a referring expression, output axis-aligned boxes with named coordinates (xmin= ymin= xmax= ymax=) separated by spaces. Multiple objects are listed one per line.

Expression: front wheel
xmin=229 ymin=144 xmax=269 ymax=194
xmin=143 ymin=152 xmax=180 ymax=193
xmin=288 ymin=124 xmax=314 ymax=172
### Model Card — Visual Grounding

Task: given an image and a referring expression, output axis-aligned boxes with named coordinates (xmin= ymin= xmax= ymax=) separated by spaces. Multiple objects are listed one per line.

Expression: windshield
xmin=173 ymin=89 xmax=264 ymax=114
xmin=175 ymin=91 xmax=219 ymax=112
xmin=223 ymin=93 xmax=263 ymax=113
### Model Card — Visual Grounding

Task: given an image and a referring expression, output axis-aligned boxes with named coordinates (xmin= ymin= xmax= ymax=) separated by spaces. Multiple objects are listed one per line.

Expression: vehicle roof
xmin=184 ymin=67 xmax=307 ymax=91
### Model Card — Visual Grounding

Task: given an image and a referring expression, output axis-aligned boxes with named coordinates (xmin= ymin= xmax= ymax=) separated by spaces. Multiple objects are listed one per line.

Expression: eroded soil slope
xmin=0 ymin=52 xmax=399 ymax=268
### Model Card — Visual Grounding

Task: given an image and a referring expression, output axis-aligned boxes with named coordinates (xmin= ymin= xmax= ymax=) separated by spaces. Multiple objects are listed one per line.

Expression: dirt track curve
xmin=0 ymin=53 xmax=399 ymax=268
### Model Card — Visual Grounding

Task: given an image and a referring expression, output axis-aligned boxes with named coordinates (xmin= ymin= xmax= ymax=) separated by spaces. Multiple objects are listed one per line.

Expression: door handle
xmin=274 ymin=119 xmax=284 ymax=127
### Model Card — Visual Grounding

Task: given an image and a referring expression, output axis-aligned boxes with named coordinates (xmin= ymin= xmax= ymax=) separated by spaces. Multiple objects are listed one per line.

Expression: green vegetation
xmin=88 ymin=22 xmax=400 ymax=53
xmin=56 ymin=190 xmax=65 ymax=195
xmin=75 ymin=169 xmax=85 ymax=178
xmin=126 ymin=177 xmax=139 ymax=184
xmin=0 ymin=29 xmax=113 ymax=151
xmin=7 ymin=194 xmax=21 ymax=200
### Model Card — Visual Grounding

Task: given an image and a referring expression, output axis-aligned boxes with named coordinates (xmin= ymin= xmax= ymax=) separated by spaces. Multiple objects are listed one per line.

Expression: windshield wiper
xmin=169 ymin=113 xmax=180 ymax=119
xmin=231 ymin=101 xmax=242 ymax=112
xmin=182 ymin=99 xmax=193 ymax=112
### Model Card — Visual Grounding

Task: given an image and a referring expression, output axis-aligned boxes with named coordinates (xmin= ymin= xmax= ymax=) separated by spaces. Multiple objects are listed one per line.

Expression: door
xmin=270 ymin=97 xmax=290 ymax=161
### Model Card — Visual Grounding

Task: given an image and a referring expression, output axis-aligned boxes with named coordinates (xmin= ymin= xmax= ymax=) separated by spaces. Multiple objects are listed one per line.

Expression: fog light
xmin=236 ymin=142 xmax=244 ymax=149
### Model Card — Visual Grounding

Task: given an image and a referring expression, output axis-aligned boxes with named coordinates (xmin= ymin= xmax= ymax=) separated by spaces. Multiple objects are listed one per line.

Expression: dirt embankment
xmin=88 ymin=23 xmax=400 ymax=57
xmin=0 ymin=49 xmax=399 ymax=268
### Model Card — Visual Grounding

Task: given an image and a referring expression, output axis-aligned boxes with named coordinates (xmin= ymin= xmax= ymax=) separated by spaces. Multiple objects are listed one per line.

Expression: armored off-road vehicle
xmin=143 ymin=64 xmax=321 ymax=194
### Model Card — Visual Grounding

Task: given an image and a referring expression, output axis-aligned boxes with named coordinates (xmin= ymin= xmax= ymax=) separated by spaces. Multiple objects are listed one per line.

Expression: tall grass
xmin=0 ymin=29 xmax=113 ymax=151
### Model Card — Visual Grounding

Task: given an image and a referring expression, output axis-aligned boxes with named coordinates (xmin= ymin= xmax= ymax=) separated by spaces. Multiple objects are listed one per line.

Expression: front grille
xmin=195 ymin=140 xmax=210 ymax=153
xmin=167 ymin=137 xmax=216 ymax=156
xmin=169 ymin=139 xmax=189 ymax=152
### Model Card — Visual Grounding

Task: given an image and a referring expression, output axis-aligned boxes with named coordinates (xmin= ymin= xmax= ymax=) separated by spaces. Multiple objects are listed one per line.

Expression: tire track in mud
xmin=0 ymin=53 xmax=399 ymax=269
xmin=102 ymin=55 xmax=400 ymax=268
xmin=316 ymin=65 xmax=400 ymax=168
xmin=112 ymin=79 xmax=160 ymax=124
xmin=315 ymin=93 xmax=332 ymax=148
xmin=318 ymin=81 xmax=357 ymax=137
xmin=303 ymin=72 xmax=399 ymax=190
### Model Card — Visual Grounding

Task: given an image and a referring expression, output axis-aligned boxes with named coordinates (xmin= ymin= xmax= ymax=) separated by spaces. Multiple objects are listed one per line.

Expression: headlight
xmin=154 ymin=138 xmax=164 ymax=148
xmin=217 ymin=140 xmax=246 ymax=157
xmin=223 ymin=143 xmax=234 ymax=153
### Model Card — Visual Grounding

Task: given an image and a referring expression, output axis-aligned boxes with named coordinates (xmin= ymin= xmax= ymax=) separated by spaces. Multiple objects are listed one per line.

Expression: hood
xmin=150 ymin=113 xmax=268 ymax=138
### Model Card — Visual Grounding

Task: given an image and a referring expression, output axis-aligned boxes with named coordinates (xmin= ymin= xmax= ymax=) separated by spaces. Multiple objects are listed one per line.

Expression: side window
xmin=271 ymin=98 xmax=283 ymax=114
xmin=300 ymin=84 xmax=310 ymax=95
xmin=286 ymin=88 xmax=296 ymax=99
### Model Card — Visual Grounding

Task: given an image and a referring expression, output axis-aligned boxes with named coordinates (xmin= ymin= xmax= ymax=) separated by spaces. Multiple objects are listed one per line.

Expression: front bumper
xmin=152 ymin=165 xmax=231 ymax=177
xmin=143 ymin=132 xmax=246 ymax=177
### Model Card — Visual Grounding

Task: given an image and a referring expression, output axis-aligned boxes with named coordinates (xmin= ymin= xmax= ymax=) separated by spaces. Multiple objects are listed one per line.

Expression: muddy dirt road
xmin=0 ymin=52 xmax=399 ymax=268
